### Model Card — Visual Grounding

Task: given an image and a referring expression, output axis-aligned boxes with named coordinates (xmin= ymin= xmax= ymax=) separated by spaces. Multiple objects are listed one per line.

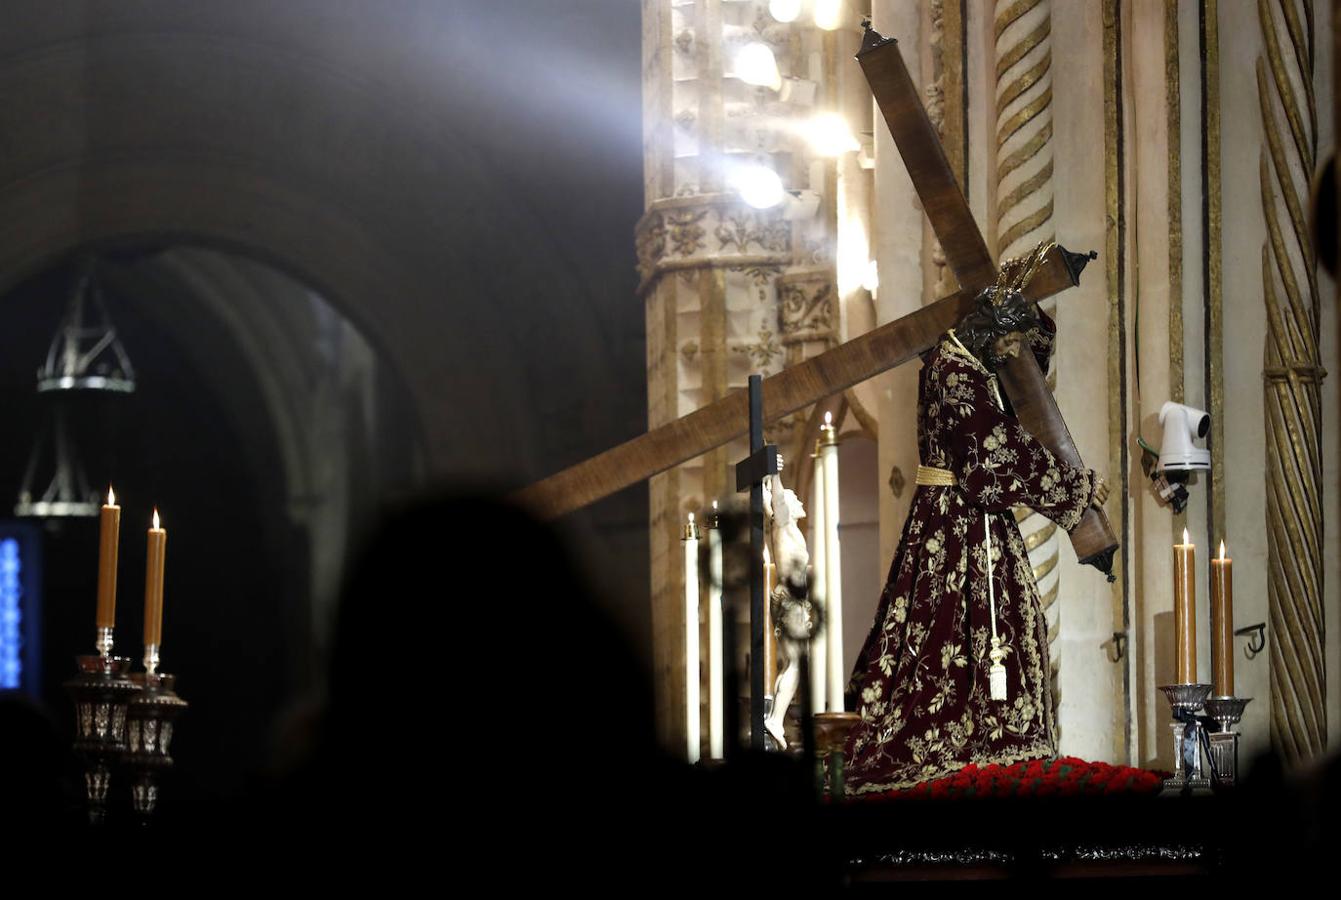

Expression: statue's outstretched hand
xmin=1091 ymin=475 xmax=1110 ymax=509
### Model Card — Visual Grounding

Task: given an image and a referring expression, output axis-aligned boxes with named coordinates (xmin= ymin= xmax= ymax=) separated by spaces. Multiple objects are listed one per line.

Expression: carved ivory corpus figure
xmin=761 ymin=455 xmax=814 ymax=750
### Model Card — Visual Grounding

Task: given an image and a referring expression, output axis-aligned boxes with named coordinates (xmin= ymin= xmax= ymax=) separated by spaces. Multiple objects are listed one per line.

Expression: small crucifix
xmin=733 ymin=374 xmax=779 ymax=751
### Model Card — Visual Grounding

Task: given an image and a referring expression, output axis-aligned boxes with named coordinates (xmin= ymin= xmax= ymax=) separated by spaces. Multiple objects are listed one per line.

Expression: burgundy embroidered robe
xmin=843 ymin=313 xmax=1096 ymax=795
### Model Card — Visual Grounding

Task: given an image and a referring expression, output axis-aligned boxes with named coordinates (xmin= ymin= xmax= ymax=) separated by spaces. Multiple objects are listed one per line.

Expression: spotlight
xmin=769 ymin=0 xmax=803 ymax=22
xmin=814 ymin=0 xmax=844 ymax=30
xmin=730 ymin=163 xmax=785 ymax=209
xmin=803 ymin=113 xmax=860 ymax=156
xmin=735 ymin=42 xmax=782 ymax=91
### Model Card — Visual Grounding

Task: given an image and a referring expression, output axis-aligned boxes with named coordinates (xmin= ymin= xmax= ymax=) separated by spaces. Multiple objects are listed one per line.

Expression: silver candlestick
xmin=65 ymin=654 xmax=141 ymax=824
xmin=1203 ymin=696 xmax=1251 ymax=789
xmin=124 ymin=671 xmax=188 ymax=821
xmin=1159 ymin=683 xmax=1212 ymax=793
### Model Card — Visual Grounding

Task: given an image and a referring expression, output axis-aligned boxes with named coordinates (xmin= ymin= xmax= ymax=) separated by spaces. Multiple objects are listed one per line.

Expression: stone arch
xmin=0 ymin=4 xmax=593 ymax=480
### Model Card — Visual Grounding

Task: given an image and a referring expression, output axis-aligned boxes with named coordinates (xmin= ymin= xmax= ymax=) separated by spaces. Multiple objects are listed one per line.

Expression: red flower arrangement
xmin=858 ymin=756 xmax=1165 ymax=802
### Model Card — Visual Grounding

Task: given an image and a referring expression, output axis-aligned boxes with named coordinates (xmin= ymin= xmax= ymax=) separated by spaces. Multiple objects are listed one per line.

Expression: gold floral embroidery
xmin=845 ymin=316 xmax=1092 ymax=796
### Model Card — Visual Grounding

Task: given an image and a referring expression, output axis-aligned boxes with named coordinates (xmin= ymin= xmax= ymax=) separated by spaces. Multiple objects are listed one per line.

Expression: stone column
xmin=640 ymin=0 xmax=844 ymax=753
xmin=1257 ymin=0 xmax=1327 ymax=764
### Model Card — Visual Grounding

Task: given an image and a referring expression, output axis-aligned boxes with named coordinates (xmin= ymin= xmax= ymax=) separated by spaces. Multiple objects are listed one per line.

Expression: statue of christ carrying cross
xmin=843 ymin=261 xmax=1110 ymax=795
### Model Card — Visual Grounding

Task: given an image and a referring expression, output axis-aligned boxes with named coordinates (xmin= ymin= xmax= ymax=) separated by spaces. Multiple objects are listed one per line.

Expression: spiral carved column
xmin=1257 ymin=0 xmax=1326 ymax=764
xmin=994 ymin=0 xmax=1063 ymax=721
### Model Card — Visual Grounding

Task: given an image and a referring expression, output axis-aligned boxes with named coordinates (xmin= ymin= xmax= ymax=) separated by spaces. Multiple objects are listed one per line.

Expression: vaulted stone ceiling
xmin=0 ymin=1 xmax=651 ymax=646
xmin=0 ymin=0 xmax=645 ymax=488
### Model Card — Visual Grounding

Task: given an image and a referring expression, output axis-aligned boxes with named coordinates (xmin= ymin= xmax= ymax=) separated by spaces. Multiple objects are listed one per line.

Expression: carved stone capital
xmin=634 ymin=194 xmax=796 ymax=294
xmin=777 ymin=268 xmax=837 ymax=346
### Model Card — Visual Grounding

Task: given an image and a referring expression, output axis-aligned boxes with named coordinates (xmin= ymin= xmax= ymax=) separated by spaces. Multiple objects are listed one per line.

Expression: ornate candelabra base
xmin=813 ymin=712 xmax=861 ymax=799
xmin=1158 ymin=683 xmax=1212 ymax=795
xmin=1203 ymin=696 xmax=1251 ymax=789
xmin=124 ymin=672 xmax=188 ymax=822
xmin=65 ymin=654 xmax=140 ymax=824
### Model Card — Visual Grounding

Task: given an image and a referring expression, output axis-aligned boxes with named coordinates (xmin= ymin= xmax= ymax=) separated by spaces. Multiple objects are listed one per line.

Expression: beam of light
xmin=835 ymin=213 xmax=870 ymax=300
xmin=800 ymin=113 xmax=861 ymax=156
xmin=0 ymin=539 xmax=21 ymax=690
xmin=814 ymin=0 xmax=844 ymax=31
xmin=428 ymin=6 xmax=644 ymax=165
xmin=861 ymin=259 xmax=880 ymax=294
xmin=769 ymin=0 xmax=803 ymax=22
xmin=729 ymin=162 xmax=785 ymax=209
xmin=735 ymin=42 xmax=782 ymax=91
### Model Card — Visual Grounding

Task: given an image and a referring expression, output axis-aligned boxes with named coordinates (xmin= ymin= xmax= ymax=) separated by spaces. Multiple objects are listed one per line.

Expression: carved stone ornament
xmin=667 ymin=209 xmax=709 ymax=256
xmin=731 ymin=326 xmax=782 ymax=368
xmin=635 ymin=211 xmax=667 ymax=281
xmin=716 ymin=209 xmax=790 ymax=254
xmin=777 ymin=269 xmax=837 ymax=346
xmin=634 ymin=196 xmax=795 ymax=295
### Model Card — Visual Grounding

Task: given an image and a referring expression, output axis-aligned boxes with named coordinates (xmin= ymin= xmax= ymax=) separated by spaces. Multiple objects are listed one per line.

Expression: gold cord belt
xmin=914 ymin=465 xmax=957 ymax=487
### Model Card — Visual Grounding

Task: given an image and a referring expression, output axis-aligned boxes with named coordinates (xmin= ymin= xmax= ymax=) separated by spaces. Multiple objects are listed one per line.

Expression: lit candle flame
xmin=107 ymin=486 xmax=116 ymax=506
xmin=688 ymin=512 xmax=695 ymax=524
xmin=712 ymin=500 xmax=719 ymax=511
xmin=1183 ymin=527 xmax=1190 ymax=546
xmin=1219 ymin=540 xmax=1227 ymax=561
xmin=152 ymin=509 xmax=161 ymax=530
xmin=824 ymin=411 xmax=833 ymax=427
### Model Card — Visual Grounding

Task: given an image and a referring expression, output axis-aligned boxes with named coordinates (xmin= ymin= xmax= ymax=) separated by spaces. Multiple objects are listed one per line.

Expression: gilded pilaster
xmin=1102 ymin=0 xmax=1131 ymax=764
xmin=1166 ymin=0 xmax=1184 ymax=410
xmin=923 ymin=0 xmax=970 ymax=302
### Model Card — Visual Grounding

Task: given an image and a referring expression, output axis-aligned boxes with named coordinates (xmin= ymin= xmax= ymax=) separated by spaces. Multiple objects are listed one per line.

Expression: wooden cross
xmin=734 ymin=374 xmax=778 ymax=750
xmin=514 ymin=24 xmax=1118 ymax=577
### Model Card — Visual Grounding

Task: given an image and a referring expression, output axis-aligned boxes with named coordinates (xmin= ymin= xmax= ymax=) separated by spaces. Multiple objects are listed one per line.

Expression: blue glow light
xmin=0 ymin=538 xmax=20 ymax=689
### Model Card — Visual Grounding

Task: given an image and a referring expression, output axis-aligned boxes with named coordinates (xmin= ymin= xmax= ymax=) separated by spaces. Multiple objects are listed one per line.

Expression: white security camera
xmin=1157 ymin=402 xmax=1211 ymax=473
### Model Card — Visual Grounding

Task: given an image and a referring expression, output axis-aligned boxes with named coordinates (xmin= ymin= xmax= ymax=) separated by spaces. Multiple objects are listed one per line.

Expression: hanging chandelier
xmin=15 ymin=263 xmax=135 ymax=519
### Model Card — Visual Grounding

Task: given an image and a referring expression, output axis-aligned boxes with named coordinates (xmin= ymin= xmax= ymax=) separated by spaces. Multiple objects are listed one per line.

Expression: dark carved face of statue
xmin=989 ymin=331 xmax=1024 ymax=368
xmin=956 ymin=287 xmax=1040 ymax=371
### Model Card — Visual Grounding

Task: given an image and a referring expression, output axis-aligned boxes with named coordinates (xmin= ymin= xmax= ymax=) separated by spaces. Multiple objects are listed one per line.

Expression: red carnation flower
xmin=1103 ymin=777 xmax=1129 ymax=795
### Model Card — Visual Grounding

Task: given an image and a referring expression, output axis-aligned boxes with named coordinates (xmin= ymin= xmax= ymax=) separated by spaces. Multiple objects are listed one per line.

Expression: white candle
xmin=810 ymin=442 xmax=828 ymax=713
xmin=821 ymin=413 xmax=845 ymax=712
xmin=707 ymin=502 xmax=724 ymax=759
xmin=683 ymin=513 xmax=701 ymax=763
